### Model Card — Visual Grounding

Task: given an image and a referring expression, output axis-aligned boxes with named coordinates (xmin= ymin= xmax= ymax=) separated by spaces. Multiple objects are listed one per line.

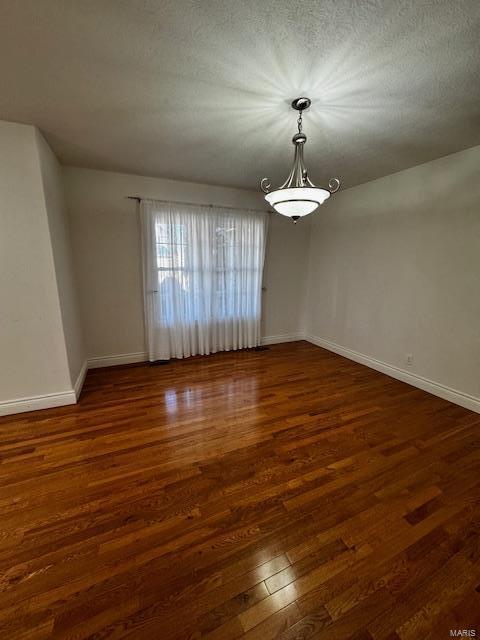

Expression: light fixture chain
xmin=297 ymin=111 xmax=303 ymax=133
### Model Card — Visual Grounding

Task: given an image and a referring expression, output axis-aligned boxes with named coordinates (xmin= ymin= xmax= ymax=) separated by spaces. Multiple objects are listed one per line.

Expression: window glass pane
xmin=153 ymin=215 xmax=261 ymax=324
xmin=155 ymin=222 xmax=187 ymax=269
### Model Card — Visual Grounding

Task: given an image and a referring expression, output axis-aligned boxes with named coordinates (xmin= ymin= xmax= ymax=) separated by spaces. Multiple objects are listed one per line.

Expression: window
xmin=141 ymin=200 xmax=267 ymax=360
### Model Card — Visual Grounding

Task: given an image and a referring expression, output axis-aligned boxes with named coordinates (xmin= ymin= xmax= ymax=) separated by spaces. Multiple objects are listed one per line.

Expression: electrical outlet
xmin=406 ymin=354 xmax=414 ymax=366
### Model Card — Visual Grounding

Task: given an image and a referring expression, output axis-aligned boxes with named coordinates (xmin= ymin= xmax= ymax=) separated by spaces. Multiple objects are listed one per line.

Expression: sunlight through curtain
xmin=141 ymin=200 xmax=267 ymax=361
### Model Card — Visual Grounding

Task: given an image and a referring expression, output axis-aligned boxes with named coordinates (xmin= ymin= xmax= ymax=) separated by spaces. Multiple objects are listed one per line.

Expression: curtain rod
xmin=126 ymin=195 xmax=268 ymax=215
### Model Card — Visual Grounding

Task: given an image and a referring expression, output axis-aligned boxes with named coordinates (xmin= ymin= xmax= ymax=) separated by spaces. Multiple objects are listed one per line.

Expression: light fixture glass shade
xmin=265 ymin=187 xmax=330 ymax=217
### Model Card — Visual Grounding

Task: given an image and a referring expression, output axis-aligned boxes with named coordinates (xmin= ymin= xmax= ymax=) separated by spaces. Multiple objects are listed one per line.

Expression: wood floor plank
xmin=0 ymin=342 xmax=478 ymax=638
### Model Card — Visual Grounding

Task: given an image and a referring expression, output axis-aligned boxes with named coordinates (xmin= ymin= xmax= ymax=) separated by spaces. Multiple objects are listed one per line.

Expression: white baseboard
xmin=87 ymin=339 xmax=306 ymax=367
xmin=87 ymin=352 xmax=148 ymax=369
xmin=74 ymin=360 xmax=88 ymax=399
xmin=5 ymin=337 xmax=477 ymax=417
xmin=0 ymin=390 xmax=76 ymax=417
xmin=305 ymin=334 xmax=480 ymax=414
xmin=261 ymin=333 xmax=305 ymax=346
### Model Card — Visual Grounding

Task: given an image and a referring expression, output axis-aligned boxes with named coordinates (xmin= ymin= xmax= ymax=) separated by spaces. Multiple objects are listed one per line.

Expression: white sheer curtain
xmin=140 ymin=199 xmax=267 ymax=361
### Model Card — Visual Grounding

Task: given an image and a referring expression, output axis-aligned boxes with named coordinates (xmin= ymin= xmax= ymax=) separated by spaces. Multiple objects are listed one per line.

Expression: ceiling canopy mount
xmin=291 ymin=97 xmax=311 ymax=111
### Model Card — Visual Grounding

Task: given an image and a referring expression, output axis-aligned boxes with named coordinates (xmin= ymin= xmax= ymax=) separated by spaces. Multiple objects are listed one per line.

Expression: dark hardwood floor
xmin=0 ymin=341 xmax=479 ymax=639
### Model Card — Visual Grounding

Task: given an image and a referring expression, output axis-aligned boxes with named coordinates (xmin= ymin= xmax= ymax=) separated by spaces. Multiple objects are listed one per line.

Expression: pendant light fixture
xmin=260 ymin=97 xmax=340 ymax=223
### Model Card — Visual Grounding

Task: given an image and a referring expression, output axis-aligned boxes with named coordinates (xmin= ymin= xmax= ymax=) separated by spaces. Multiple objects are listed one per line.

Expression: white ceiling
xmin=1 ymin=0 xmax=479 ymax=191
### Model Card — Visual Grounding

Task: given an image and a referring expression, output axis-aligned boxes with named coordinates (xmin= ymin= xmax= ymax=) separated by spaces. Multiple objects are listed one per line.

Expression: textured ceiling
xmin=1 ymin=0 xmax=479 ymax=191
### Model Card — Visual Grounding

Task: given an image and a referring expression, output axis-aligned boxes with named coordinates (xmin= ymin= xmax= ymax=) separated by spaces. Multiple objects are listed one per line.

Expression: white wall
xmin=305 ymin=145 xmax=480 ymax=410
xmin=0 ymin=121 xmax=75 ymax=413
xmin=63 ymin=167 xmax=309 ymax=363
xmin=35 ymin=131 xmax=85 ymax=388
xmin=262 ymin=214 xmax=309 ymax=340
